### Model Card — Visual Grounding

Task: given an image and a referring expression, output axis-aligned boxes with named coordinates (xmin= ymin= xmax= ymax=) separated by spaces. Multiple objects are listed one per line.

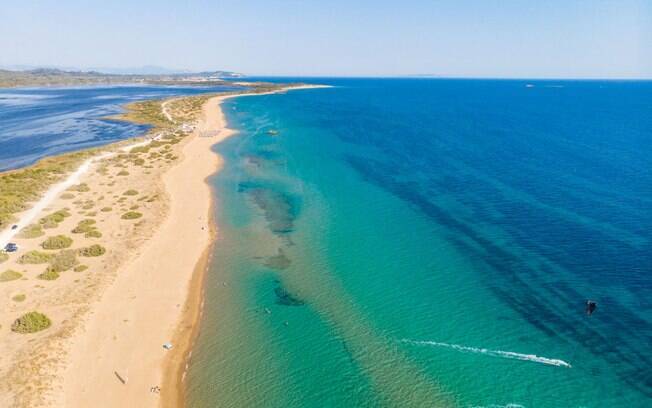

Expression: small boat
xmin=267 ymin=129 xmax=279 ymax=136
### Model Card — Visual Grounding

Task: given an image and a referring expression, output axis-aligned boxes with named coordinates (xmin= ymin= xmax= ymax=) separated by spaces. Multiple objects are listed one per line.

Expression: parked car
xmin=11 ymin=225 xmax=18 ymax=230
xmin=3 ymin=243 xmax=18 ymax=252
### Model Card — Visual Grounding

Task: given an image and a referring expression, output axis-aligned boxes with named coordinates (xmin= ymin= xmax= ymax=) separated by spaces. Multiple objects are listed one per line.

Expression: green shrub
xmin=49 ymin=250 xmax=78 ymax=272
xmin=0 ymin=252 xmax=8 ymax=263
xmin=121 ymin=211 xmax=142 ymax=220
xmin=123 ymin=189 xmax=138 ymax=196
xmin=100 ymin=207 xmax=112 ymax=212
xmin=11 ymin=311 xmax=51 ymax=333
xmin=86 ymin=230 xmax=102 ymax=238
xmin=0 ymin=270 xmax=22 ymax=282
xmin=18 ymin=250 xmax=53 ymax=264
xmin=39 ymin=210 xmax=71 ymax=228
xmin=60 ymin=193 xmax=75 ymax=200
xmin=74 ymin=264 xmax=88 ymax=272
xmin=71 ymin=219 xmax=102 ymax=238
xmin=37 ymin=268 xmax=60 ymax=280
xmin=78 ymin=244 xmax=106 ymax=257
xmin=16 ymin=223 xmax=44 ymax=239
xmin=71 ymin=219 xmax=96 ymax=233
xmin=41 ymin=235 xmax=73 ymax=250
xmin=12 ymin=294 xmax=26 ymax=302
xmin=69 ymin=183 xmax=90 ymax=192
xmin=0 ymin=150 xmax=91 ymax=229
xmin=117 ymin=170 xmax=129 ymax=176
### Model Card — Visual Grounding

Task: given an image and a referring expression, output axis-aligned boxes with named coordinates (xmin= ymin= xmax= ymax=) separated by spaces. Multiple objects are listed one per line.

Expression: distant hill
xmin=0 ymin=67 xmax=244 ymax=88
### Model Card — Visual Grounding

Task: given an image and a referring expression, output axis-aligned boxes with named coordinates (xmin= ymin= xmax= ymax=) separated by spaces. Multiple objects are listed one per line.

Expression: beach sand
xmin=0 ymin=85 xmax=325 ymax=407
xmin=60 ymin=95 xmax=231 ymax=407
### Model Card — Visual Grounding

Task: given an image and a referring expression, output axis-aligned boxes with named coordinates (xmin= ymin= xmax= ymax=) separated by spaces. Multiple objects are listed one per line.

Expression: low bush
xmin=69 ymin=183 xmax=90 ymax=192
xmin=78 ymin=244 xmax=106 ymax=257
xmin=71 ymin=219 xmax=102 ymax=238
xmin=16 ymin=223 xmax=44 ymax=239
xmin=121 ymin=211 xmax=142 ymax=220
xmin=0 ymin=270 xmax=22 ymax=282
xmin=123 ymin=189 xmax=138 ymax=196
xmin=37 ymin=268 xmax=60 ymax=280
xmin=85 ymin=230 xmax=102 ymax=238
xmin=11 ymin=311 xmax=51 ymax=333
xmin=41 ymin=235 xmax=73 ymax=250
xmin=18 ymin=250 xmax=53 ymax=264
xmin=39 ymin=210 xmax=71 ymax=229
xmin=74 ymin=264 xmax=88 ymax=272
xmin=0 ymin=252 xmax=8 ymax=263
xmin=49 ymin=250 xmax=78 ymax=272
xmin=12 ymin=294 xmax=26 ymax=302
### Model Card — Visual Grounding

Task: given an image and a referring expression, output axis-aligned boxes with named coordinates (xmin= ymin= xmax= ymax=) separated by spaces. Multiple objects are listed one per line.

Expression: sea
xmin=186 ymin=79 xmax=652 ymax=407
xmin=1 ymin=79 xmax=650 ymax=407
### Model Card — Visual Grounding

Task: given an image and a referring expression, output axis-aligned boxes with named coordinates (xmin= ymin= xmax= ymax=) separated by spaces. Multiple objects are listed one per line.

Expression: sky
xmin=1 ymin=0 xmax=651 ymax=78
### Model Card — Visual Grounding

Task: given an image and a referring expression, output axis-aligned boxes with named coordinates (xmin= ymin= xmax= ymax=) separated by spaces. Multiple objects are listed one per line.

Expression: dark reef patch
xmin=265 ymin=248 xmax=291 ymax=270
xmin=274 ymin=286 xmax=305 ymax=306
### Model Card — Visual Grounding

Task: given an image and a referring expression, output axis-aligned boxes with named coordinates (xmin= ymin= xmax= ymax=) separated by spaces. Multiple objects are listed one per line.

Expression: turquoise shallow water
xmin=187 ymin=79 xmax=652 ymax=407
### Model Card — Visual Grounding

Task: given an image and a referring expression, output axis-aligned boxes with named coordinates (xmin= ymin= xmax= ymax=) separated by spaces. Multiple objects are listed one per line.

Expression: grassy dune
xmin=0 ymin=152 xmax=95 ymax=228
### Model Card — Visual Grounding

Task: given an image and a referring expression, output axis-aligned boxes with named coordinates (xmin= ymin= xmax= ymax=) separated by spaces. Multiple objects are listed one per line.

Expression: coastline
xmin=0 ymin=84 xmax=326 ymax=407
xmin=160 ymin=95 xmax=231 ymax=408
xmin=60 ymin=94 xmax=230 ymax=407
xmin=161 ymin=85 xmax=330 ymax=408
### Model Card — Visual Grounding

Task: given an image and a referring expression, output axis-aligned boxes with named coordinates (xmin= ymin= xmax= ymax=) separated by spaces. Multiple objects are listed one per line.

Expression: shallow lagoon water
xmin=187 ymin=79 xmax=652 ymax=407
xmin=0 ymin=84 xmax=237 ymax=171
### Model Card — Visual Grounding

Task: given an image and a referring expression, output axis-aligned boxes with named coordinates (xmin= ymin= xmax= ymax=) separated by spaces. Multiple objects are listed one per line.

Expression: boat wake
xmin=401 ymin=339 xmax=571 ymax=368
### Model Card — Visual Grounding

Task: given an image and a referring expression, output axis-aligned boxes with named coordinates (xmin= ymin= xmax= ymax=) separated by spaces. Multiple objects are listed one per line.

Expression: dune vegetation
xmin=16 ymin=223 xmax=45 ymax=239
xmin=41 ymin=235 xmax=73 ymax=250
xmin=73 ymin=264 xmax=88 ymax=272
xmin=11 ymin=311 xmax=52 ymax=333
xmin=78 ymin=244 xmax=106 ymax=257
xmin=121 ymin=211 xmax=142 ymax=220
xmin=48 ymin=250 xmax=78 ymax=272
xmin=68 ymin=183 xmax=90 ymax=192
xmin=0 ymin=269 xmax=22 ymax=282
xmin=39 ymin=209 xmax=71 ymax=229
xmin=0 ymin=151 xmax=94 ymax=229
xmin=71 ymin=219 xmax=102 ymax=237
xmin=18 ymin=250 xmax=53 ymax=264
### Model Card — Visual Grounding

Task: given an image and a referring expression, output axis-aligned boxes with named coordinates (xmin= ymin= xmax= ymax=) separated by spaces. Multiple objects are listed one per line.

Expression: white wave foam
xmin=401 ymin=339 xmax=571 ymax=368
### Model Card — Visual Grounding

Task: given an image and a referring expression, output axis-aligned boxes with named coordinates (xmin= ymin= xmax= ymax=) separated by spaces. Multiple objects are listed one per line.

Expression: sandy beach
xmin=60 ymin=96 xmax=229 ymax=407
xmin=0 ymin=84 xmax=324 ymax=407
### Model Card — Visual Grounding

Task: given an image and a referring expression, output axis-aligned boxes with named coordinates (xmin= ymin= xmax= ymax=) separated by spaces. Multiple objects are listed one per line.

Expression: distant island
xmin=0 ymin=67 xmax=244 ymax=88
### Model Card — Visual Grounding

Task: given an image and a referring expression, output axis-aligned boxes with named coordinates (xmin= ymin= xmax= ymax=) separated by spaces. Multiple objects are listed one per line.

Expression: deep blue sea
xmin=0 ymin=84 xmax=237 ymax=171
xmin=187 ymin=79 xmax=652 ymax=407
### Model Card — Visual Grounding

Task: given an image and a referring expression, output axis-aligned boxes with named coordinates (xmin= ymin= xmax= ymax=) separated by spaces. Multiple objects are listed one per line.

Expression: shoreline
xmin=161 ymin=84 xmax=329 ymax=408
xmin=0 ymin=83 xmax=326 ymax=407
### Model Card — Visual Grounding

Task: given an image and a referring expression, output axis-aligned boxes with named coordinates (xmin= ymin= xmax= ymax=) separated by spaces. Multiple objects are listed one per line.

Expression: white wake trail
xmin=401 ymin=339 xmax=571 ymax=368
